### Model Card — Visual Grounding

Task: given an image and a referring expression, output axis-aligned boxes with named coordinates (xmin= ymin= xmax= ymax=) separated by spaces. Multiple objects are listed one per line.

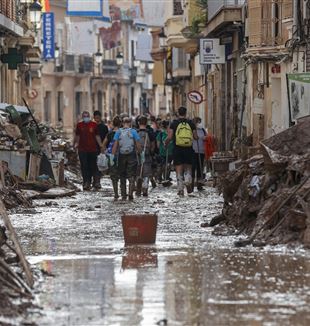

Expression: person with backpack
xmin=102 ymin=115 xmax=121 ymax=200
xmin=112 ymin=117 xmax=141 ymax=200
xmin=192 ymin=117 xmax=207 ymax=191
xmin=165 ymin=106 xmax=197 ymax=196
xmin=136 ymin=116 xmax=156 ymax=197
xmin=156 ymin=120 xmax=174 ymax=183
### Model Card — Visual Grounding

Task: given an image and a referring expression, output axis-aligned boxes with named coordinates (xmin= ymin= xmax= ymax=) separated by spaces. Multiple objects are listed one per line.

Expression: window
xmin=57 ymin=91 xmax=64 ymax=121
xmin=44 ymin=91 xmax=51 ymax=123
xmin=75 ymin=92 xmax=82 ymax=118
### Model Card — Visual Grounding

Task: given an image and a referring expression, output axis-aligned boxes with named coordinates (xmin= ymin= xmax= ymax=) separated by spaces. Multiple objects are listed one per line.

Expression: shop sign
xmin=200 ymin=38 xmax=225 ymax=65
xmin=42 ymin=13 xmax=55 ymax=60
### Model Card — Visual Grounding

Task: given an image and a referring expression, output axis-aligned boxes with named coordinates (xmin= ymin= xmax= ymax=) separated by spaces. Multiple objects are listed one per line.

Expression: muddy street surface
xmin=10 ymin=178 xmax=310 ymax=326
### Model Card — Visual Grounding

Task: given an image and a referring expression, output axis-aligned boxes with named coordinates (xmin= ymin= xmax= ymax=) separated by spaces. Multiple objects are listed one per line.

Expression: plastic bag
xmin=97 ymin=153 xmax=109 ymax=172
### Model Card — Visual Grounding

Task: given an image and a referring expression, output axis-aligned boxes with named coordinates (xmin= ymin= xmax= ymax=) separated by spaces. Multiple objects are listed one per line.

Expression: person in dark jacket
xmin=93 ymin=111 xmax=109 ymax=189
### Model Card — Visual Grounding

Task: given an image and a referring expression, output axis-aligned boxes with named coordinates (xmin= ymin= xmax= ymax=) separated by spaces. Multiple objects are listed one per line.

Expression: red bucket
xmin=121 ymin=214 xmax=158 ymax=245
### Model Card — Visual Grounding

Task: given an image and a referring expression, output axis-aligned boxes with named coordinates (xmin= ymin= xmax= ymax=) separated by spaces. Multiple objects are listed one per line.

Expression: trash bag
xmin=97 ymin=153 xmax=108 ymax=172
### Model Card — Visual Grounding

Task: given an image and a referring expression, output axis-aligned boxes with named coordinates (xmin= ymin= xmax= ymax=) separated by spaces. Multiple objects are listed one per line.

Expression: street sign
xmin=42 ymin=12 xmax=55 ymax=60
xmin=200 ymin=38 xmax=225 ymax=65
xmin=187 ymin=90 xmax=203 ymax=105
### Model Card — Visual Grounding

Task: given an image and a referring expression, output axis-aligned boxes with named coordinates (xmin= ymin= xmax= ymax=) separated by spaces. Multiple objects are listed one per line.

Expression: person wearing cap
xmin=74 ymin=111 xmax=104 ymax=191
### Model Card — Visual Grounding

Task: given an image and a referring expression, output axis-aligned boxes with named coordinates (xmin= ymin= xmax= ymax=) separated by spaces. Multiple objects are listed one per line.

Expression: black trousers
xmin=78 ymin=151 xmax=98 ymax=185
xmin=192 ymin=153 xmax=205 ymax=181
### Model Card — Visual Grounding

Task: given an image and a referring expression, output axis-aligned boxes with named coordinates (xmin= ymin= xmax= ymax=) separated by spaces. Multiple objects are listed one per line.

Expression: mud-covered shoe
xmin=186 ymin=185 xmax=193 ymax=194
xmin=151 ymin=178 xmax=157 ymax=188
xmin=177 ymin=190 xmax=184 ymax=197
xmin=83 ymin=182 xmax=91 ymax=191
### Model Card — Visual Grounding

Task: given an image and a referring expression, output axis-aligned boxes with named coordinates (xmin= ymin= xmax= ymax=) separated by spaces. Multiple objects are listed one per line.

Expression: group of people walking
xmin=74 ymin=107 xmax=216 ymax=200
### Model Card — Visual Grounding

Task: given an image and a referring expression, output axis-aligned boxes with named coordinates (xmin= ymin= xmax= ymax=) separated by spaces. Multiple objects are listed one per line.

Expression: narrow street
xmin=10 ymin=178 xmax=310 ymax=326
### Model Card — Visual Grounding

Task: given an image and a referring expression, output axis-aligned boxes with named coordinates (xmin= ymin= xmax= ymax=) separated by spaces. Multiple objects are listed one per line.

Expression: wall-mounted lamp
xmin=95 ymin=51 xmax=103 ymax=64
xmin=133 ymin=58 xmax=140 ymax=68
xmin=116 ymin=52 xmax=124 ymax=66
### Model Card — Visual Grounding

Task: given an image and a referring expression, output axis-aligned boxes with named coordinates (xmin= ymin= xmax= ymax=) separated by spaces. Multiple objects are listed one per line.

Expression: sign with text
xmin=199 ymin=38 xmax=225 ymax=65
xmin=287 ymin=73 xmax=310 ymax=122
xmin=67 ymin=0 xmax=103 ymax=17
xmin=42 ymin=12 xmax=55 ymax=60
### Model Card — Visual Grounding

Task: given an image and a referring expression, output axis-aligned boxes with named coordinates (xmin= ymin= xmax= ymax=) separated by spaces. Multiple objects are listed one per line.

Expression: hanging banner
xmin=67 ymin=0 xmax=103 ymax=17
xmin=287 ymin=73 xmax=310 ymax=121
xmin=40 ymin=0 xmax=50 ymax=12
xmin=42 ymin=12 xmax=55 ymax=60
xmin=99 ymin=21 xmax=121 ymax=50
xmin=109 ymin=0 xmax=143 ymax=21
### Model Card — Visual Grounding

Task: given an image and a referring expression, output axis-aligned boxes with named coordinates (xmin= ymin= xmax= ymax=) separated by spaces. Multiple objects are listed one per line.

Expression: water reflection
xmin=35 ymin=249 xmax=310 ymax=326
xmin=122 ymin=246 xmax=158 ymax=269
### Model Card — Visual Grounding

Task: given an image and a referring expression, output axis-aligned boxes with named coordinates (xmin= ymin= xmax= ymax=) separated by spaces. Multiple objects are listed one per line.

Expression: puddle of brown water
xmin=29 ymin=247 xmax=310 ymax=326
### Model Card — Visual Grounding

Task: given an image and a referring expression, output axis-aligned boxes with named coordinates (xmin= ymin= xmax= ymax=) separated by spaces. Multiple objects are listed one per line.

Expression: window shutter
xmin=248 ymin=0 xmax=263 ymax=47
xmin=282 ymin=0 xmax=293 ymax=19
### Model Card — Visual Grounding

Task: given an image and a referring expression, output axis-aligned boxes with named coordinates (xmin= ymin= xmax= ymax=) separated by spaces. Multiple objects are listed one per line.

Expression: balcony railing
xmin=208 ymin=0 xmax=245 ymax=21
xmin=173 ymin=0 xmax=183 ymax=16
xmin=0 ymin=0 xmax=17 ymax=22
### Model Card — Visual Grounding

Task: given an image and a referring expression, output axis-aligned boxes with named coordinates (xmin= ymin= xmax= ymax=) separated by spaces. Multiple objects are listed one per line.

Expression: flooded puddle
xmin=29 ymin=248 xmax=310 ymax=326
xmin=9 ymin=180 xmax=310 ymax=325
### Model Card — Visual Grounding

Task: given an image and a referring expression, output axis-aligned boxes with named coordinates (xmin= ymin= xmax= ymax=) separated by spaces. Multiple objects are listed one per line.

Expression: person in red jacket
xmin=205 ymin=132 xmax=216 ymax=172
xmin=74 ymin=111 xmax=103 ymax=190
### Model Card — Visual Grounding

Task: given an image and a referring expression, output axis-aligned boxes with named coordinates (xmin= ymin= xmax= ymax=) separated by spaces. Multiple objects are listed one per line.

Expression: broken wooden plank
xmin=0 ymin=199 xmax=33 ymax=288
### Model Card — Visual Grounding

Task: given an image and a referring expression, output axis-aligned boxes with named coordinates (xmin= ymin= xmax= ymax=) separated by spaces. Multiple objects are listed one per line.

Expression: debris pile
xmin=0 ymin=102 xmax=79 ymax=205
xmin=211 ymin=117 xmax=310 ymax=247
xmin=0 ymin=201 xmax=35 ymax=320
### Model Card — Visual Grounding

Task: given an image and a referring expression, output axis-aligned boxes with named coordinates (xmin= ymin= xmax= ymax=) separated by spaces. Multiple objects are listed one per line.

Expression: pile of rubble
xmin=0 ymin=102 xmax=79 ymax=207
xmin=0 ymin=203 xmax=35 ymax=322
xmin=210 ymin=117 xmax=310 ymax=247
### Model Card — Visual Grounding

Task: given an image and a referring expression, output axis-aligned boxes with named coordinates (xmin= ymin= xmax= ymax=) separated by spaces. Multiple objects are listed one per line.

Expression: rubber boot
xmin=136 ymin=178 xmax=142 ymax=197
xmin=184 ymin=169 xmax=193 ymax=194
xmin=150 ymin=177 xmax=157 ymax=188
xmin=112 ymin=180 xmax=119 ymax=200
xmin=142 ymin=177 xmax=149 ymax=197
xmin=177 ymin=174 xmax=184 ymax=196
xmin=93 ymin=175 xmax=101 ymax=190
xmin=128 ymin=178 xmax=135 ymax=201
xmin=120 ymin=178 xmax=127 ymax=200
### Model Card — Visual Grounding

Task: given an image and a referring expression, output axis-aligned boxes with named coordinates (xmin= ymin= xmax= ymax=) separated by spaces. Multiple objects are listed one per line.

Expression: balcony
xmin=0 ymin=0 xmax=23 ymax=37
xmin=247 ymin=0 xmax=293 ymax=48
xmin=78 ymin=56 xmax=93 ymax=74
xmin=172 ymin=48 xmax=190 ymax=78
xmin=54 ymin=54 xmax=80 ymax=74
xmin=204 ymin=0 xmax=245 ymax=36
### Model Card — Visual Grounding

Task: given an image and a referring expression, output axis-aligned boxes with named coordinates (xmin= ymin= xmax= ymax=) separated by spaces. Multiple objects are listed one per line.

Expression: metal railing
xmin=208 ymin=0 xmax=245 ymax=21
xmin=0 ymin=0 xmax=18 ymax=22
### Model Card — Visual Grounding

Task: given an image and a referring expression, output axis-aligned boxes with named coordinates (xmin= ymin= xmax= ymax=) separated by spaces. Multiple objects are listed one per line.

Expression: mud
xmin=8 ymin=178 xmax=310 ymax=326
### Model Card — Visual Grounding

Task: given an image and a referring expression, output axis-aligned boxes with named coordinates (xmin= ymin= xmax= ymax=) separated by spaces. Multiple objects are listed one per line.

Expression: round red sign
xmin=187 ymin=90 xmax=203 ymax=104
